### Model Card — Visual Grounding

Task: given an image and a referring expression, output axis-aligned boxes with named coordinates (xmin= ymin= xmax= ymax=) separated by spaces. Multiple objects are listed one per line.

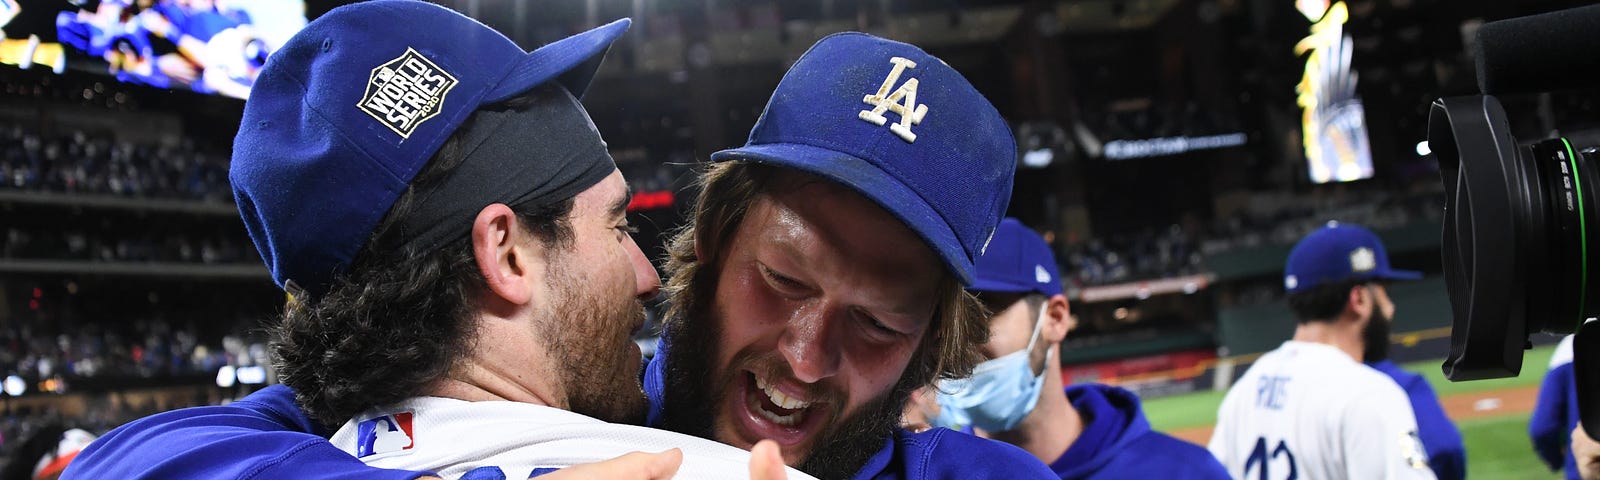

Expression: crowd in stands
xmin=0 ymin=316 xmax=268 ymax=382
xmin=1059 ymin=187 xmax=1444 ymax=288
xmin=1 ymin=227 xmax=251 ymax=264
xmin=1196 ymin=189 xmax=1444 ymax=256
xmin=1063 ymin=225 xmax=1204 ymax=287
xmin=0 ymin=125 xmax=232 ymax=202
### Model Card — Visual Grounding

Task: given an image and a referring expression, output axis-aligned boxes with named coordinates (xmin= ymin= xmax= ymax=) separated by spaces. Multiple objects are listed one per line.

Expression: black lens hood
xmin=1431 ymin=95 xmax=1530 ymax=380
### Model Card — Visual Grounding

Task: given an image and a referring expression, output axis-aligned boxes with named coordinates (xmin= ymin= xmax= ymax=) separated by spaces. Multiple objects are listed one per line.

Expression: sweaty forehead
xmin=743 ymin=181 xmax=945 ymax=315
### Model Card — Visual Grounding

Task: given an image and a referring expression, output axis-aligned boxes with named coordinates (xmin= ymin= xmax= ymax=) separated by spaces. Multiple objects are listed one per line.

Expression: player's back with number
xmin=1209 ymin=341 xmax=1436 ymax=480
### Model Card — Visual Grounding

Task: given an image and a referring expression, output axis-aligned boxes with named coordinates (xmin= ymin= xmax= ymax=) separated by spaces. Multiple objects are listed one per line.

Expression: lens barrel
xmin=1432 ymin=95 xmax=1600 ymax=381
xmin=1530 ymin=139 xmax=1598 ymax=332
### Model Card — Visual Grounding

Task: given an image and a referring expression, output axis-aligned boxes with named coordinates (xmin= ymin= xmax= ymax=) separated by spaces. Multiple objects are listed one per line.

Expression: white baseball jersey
xmin=1208 ymin=341 xmax=1435 ymax=480
xmin=330 ymin=397 xmax=818 ymax=480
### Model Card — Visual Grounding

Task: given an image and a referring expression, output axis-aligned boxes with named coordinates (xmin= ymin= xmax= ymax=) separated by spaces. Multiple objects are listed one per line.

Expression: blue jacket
xmin=62 ymin=385 xmax=428 ymax=480
xmin=1367 ymin=359 xmax=1467 ymax=480
xmin=1530 ymin=358 xmax=1580 ymax=479
xmin=644 ymin=339 xmax=1055 ymax=479
xmin=1050 ymin=384 xmax=1229 ymax=480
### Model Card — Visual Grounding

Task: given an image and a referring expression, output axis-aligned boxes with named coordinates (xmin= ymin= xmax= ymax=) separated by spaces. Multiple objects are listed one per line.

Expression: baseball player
xmin=639 ymin=32 xmax=1056 ymax=479
xmin=65 ymin=8 xmax=1053 ymax=480
xmin=1532 ymin=334 xmax=1578 ymax=479
xmin=1209 ymin=222 xmax=1436 ymax=480
xmin=924 ymin=218 xmax=1230 ymax=479
xmin=65 ymin=2 xmax=810 ymax=479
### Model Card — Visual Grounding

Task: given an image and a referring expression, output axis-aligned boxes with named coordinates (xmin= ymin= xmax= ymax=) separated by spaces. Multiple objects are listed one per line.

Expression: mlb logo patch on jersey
xmin=1399 ymin=429 xmax=1429 ymax=469
xmin=355 ymin=411 xmax=416 ymax=458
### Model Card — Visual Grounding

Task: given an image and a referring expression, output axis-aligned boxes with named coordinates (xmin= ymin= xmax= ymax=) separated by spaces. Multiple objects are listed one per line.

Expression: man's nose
xmin=778 ymin=304 xmax=843 ymax=384
xmin=625 ymin=235 xmax=660 ymax=301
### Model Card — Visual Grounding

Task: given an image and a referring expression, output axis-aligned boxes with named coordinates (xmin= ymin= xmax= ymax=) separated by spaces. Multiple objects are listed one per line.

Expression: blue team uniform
xmin=1530 ymin=339 xmax=1579 ymax=480
xmin=1366 ymin=359 xmax=1467 ymax=480
xmin=62 ymin=385 xmax=428 ymax=479
xmin=149 ymin=3 xmax=250 ymax=43
xmin=1047 ymin=384 xmax=1229 ymax=480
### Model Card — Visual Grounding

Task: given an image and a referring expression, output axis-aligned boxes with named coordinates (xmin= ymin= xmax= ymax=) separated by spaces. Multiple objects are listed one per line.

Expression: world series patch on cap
xmin=711 ymin=32 xmax=1017 ymax=286
xmin=1283 ymin=221 xmax=1421 ymax=293
xmin=229 ymin=0 xmax=629 ymax=296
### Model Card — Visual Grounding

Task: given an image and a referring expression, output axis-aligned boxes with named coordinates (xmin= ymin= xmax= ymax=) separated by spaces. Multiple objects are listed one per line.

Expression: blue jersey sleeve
xmin=1531 ymin=363 xmax=1576 ymax=472
xmin=62 ymin=386 xmax=430 ymax=480
xmin=1401 ymin=376 xmax=1466 ymax=480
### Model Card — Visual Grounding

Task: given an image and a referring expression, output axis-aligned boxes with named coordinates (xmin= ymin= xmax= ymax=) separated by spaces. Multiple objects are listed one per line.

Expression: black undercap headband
xmin=394 ymin=84 xmax=616 ymax=252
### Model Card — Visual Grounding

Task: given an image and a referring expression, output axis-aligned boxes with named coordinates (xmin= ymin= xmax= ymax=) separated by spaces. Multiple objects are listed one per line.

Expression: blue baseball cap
xmin=969 ymin=218 xmax=1064 ymax=297
xmin=710 ymin=32 xmax=1016 ymax=285
xmin=230 ymin=0 xmax=629 ymax=295
xmin=1284 ymin=222 xmax=1422 ymax=294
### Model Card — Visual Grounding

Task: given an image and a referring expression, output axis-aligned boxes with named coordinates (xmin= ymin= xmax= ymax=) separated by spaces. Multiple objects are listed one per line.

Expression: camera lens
xmin=1528 ymin=138 xmax=1598 ymax=331
xmin=1432 ymin=95 xmax=1600 ymax=380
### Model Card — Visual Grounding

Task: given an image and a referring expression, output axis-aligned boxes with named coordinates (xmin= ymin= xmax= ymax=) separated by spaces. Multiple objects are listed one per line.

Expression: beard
xmin=540 ymin=256 xmax=649 ymax=425
xmin=655 ymin=302 xmax=918 ymax=480
xmin=1360 ymin=302 xmax=1392 ymax=363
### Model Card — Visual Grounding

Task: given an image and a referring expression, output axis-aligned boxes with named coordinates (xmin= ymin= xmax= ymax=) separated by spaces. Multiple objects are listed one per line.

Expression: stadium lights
xmin=216 ymin=365 xmax=238 ymax=388
xmin=236 ymin=366 xmax=267 ymax=385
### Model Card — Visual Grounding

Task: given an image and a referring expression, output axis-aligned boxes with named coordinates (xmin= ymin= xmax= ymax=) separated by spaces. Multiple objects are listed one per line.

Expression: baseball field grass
xmin=1141 ymin=344 xmax=1564 ymax=480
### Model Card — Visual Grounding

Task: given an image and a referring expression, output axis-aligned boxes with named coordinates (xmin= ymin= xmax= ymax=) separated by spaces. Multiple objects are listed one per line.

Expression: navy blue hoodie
xmin=1049 ymin=384 xmax=1229 ymax=480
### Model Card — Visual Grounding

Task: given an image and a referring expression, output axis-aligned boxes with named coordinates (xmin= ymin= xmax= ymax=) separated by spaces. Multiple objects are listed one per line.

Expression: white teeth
xmin=757 ymin=378 xmax=811 ymax=410
xmin=750 ymin=374 xmax=811 ymax=427
xmin=755 ymin=404 xmax=801 ymax=426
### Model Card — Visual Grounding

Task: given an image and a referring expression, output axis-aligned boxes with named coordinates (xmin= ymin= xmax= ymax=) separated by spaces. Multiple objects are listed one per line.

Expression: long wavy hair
xmin=660 ymin=161 xmax=990 ymax=392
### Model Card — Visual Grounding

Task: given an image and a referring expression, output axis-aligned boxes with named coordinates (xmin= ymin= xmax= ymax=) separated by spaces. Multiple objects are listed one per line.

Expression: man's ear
xmin=1041 ymin=294 xmax=1074 ymax=343
xmin=1345 ymin=284 xmax=1371 ymax=321
xmin=472 ymin=203 xmax=544 ymax=305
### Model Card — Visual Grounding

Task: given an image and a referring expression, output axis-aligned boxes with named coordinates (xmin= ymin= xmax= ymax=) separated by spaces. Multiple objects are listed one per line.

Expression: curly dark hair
xmin=270 ymin=88 xmax=577 ymax=427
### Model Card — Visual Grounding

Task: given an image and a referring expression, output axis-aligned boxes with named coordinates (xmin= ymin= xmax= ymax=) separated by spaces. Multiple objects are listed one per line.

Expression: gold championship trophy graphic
xmin=1296 ymin=0 xmax=1374 ymax=183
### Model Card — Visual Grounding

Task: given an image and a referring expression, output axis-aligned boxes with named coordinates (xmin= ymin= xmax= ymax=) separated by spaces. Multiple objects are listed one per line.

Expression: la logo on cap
xmin=858 ymin=57 xmax=929 ymax=143
xmin=1035 ymin=264 xmax=1052 ymax=284
xmin=1350 ymin=247 xmax=1376 ymax=272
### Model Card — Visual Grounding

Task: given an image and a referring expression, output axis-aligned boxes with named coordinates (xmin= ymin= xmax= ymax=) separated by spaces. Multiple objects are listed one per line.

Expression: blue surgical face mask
xmin=930 ymin=306 xmax=1050 ymax=432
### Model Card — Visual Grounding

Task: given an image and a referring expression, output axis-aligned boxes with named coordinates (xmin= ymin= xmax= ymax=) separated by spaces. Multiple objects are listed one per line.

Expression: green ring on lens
xmin=1562 ymin=137 xmax=1587 ymax=330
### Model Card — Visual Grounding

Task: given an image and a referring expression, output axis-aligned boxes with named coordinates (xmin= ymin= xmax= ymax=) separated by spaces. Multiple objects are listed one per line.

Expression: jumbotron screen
xmin=0 ymin=0 xmax=307 ymax=99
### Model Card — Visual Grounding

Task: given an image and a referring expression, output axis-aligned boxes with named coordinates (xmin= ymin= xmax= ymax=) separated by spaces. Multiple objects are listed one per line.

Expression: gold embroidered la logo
xmin=358 ymin=48 xmax=459 ymax=139
xmin=858 ymin=57 xmax=929 ymax=143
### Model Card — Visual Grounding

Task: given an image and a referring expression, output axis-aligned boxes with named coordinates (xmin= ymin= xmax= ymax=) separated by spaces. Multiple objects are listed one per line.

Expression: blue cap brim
xmin=968 ymin=278 xmax=1035 ymax=294
xmin=711 ymin=142 xmax=972 ymax=285
xmin=1378 ymin=269 xmax=1423 ymax=281
xmin=484 ymin=18 xmax=631 ymax=103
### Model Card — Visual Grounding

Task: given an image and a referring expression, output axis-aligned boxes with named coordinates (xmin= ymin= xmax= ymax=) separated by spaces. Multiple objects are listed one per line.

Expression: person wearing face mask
xmin=925 ymin=218 xmax=1228 ymax=479
xmin=1209 ymin=221 xmax=1435 ymax=480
